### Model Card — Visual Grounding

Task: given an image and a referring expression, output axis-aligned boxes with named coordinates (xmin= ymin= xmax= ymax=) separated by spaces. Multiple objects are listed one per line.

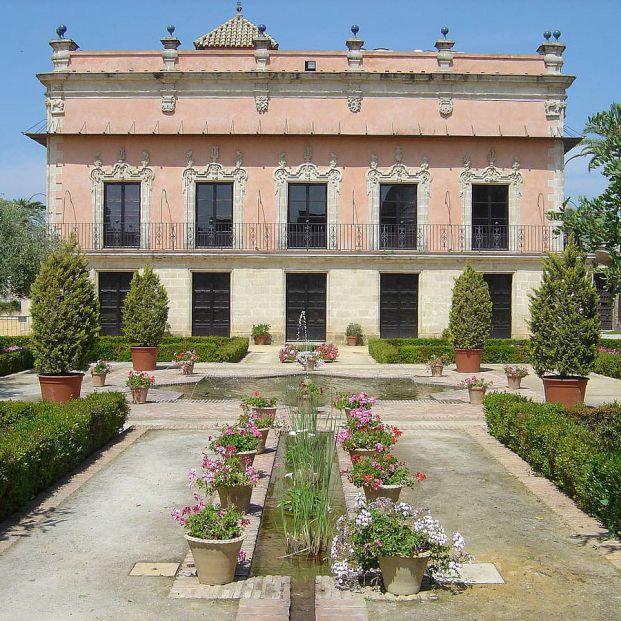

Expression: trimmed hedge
xmin=0 ymin=348 xmax=34 ymax=377
xmin=594 ymin=352 xmax=621 ymax=379
xmin=484 ymin=393 xmax=621 ymax=535
xmin=0 ymin=392 xmax=129 ymax=521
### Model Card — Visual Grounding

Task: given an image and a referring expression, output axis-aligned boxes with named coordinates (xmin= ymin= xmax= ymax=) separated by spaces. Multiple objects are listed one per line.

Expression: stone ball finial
xmin=258 ymin=24 xmax=267 ymax=35
xmin=441 ymin=26 xmax=449 ymax=38
xmin=543 ymin=30 xmax=551 ymax=40
xmin=167 ymin=24 xmax=175 ymax=36
xmin=553 ymin=30 xmax=561 ymax=40
xmin=236 ymin=0 xmax=243 ymax=13
xmin=56 ymin=24 xmax=67 ymax=38
xmin=351 ymin=25 xmax=360 ymax=36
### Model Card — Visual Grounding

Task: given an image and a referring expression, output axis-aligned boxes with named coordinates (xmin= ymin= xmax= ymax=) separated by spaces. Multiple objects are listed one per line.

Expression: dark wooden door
xmin=595 ymin=273 xmax=613 ymax=330
xmin=286 ymin=273 xmax=326 ymax=341
xmin=98 ymin=272 xmax=133 ymax=336
xmin=380 ymin=274 xmax=418 ymax=338
xmin=192 ymin=273 xmax=230 ymax=336
xmin=483 ymin=274 xmax=512 ymax=338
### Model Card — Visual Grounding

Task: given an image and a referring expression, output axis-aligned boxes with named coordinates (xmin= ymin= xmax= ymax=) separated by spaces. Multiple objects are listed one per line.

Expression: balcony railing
xmin=48 ymin=223 xmax=564 ymax=254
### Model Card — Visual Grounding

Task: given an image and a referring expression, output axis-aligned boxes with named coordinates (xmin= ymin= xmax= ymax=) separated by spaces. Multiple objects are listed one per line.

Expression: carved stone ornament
xmin=439 ymin=97 xmax=453 ymax=117
xmin=255 ymin=95 xmax=269 ymax=114
xmin=161 ymin=94 xmax=176 ymax=113
xmin=347 ymin=94 xmax=362 ymax=113
xmin=544 ymin=99 xmax=566 ymax=119
xmin=48 ymin=98 xmax=65 ymax=116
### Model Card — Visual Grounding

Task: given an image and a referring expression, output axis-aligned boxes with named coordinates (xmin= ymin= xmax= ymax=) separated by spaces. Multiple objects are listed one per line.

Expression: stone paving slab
xmin=315 ymin=576 xmax=369 ymax=621
xmin=130 ymin=562 xmax=180 ymax=577
xmin=435 ymin=562 xmax=505 ymax=585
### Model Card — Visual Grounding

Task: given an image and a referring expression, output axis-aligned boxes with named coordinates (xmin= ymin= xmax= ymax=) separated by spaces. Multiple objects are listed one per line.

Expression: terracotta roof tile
xmin=194 ymin=14 xmax=279 ymax=50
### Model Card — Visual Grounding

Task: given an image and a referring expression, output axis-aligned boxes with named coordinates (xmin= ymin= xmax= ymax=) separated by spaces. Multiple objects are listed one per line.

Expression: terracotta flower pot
xmin=468 ymin=386 xmax=486 ymax=405
xmin=38 ymin=373 xmax=83 ymax=403
xmin=130 ymin=346 xmax=159 ymax=371
xmin=542 ymin=376 xmax=588 ymax=409
xmin=347 ymin=336 xmax=359 ymax=346
xmin=430 ymin=364 xmax=444 ymax=377
xmin=349 ymin=448 xmax=382 ymax=460
xmin=253 ymin=407 xmax=277 ymax=418
xmin=379 ymin=552 xmax=431 ymax=596
xmin=91 ymin=372 xmax=107 ymax=387
xmin=256 ymin=428 xmax=270 ymax=454
xmin=454 ymin=348 xmax=482 ymax=373
xmin=181 ymin=362 xmax=195 ymax=375
xmin=507 ymin=375 xmax=522 ymax=390
xmin=185 ymin=534 xmax=244 ymax=585
xmin=363 ymin=484 xmax=402 ymax=503
xmin=253 ymin=335 xmax=268 ymax=345
xmin=217 ymin=484 xmax=253 ymax=513
xmin=344 ymin=407 xmax=352 ymax=416
xmin=131 ymin=387 xmax=149 ymax=404
xmin=234 ymin=450 xmax=257 ymax=471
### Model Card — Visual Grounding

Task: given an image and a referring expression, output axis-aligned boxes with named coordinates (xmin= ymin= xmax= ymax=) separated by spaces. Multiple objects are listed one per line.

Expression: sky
xmin=0 ymin=0 xmax=619 ymax=204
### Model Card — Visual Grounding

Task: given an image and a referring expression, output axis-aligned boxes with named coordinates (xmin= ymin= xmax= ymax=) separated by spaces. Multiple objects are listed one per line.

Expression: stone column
xmin=346 ymin=26 xmax=364 ymax=70
xmin=537 ymin=31 xmax=565 ymax=74
xmin=161 ymin=25 xmax=181 ymax=70
xmin=434 ymin=27 xmax=455 ymax=72
xmin=49 ymin=25 xmax=78 ymax=71
xmin=254 ymin=25 xmax=271 ymax=71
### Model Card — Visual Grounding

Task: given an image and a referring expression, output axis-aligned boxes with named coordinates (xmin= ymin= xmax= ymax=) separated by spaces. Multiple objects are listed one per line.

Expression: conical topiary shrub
xmin=529 ymin=241 xmax=600 ymax=407
xmin=30 ymin=238 xmax=99 ymax=401
xmin=122 ymin=264 xmax=169 ymax=371
xmin=448 ymin=265 xmax=492 ymax=372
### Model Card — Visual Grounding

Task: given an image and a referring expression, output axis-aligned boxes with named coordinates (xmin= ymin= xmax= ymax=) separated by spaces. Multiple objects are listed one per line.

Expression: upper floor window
xmin=196 ymin=183 xmax=233 ymax=248
xmin=379 ymin=184 xmax=417 ymax=249
xmin=472 ymin=184 xmax=509 ymax=250
xmin=104 ymin=183 xmax=140 ymax=248
xmin=287 ymin=183 xmax=327 ymax=248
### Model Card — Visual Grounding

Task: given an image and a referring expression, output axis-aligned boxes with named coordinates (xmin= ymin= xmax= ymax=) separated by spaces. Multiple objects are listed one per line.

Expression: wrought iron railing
xmin=48 ymin=223 xmax=564 ymax=254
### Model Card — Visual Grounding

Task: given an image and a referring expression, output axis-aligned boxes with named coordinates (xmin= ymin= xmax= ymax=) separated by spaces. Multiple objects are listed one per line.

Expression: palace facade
xmin=30 ymin=9 xmax=579 ymax=342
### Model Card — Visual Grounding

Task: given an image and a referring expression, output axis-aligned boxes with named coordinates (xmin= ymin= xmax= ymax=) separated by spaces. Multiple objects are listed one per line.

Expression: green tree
xmin=550 ymin=103 xmax=621 ymax=294
xmin=529 ymin=241 xmax=600 ymax=378
xmin=30 ymin=238 xmax=100 ymax=374
xmin=122 ymin=264 xmax=169 ymax=347
xmin=0 ymin=197 xmax=57 ymax=298
xmin=448 ymin=265 xmax=492 ymax=350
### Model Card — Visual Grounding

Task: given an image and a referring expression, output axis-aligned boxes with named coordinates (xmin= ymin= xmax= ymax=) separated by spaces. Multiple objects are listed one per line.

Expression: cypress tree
xmin=122 ymin=264 xmax=169 ymax=347
xmin=448 ymin=265 xmax=493 ymax=350
xmin=30 ymin=238 xmax=99 ymax=374
xmin=529 ymin=241 xmax=600 ymax=377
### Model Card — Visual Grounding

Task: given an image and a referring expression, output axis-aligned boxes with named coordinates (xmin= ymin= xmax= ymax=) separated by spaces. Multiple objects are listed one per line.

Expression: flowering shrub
xmin=461 ymin=375 xmax=492 ymax=389
xmin=346 ymin=392 xmax=377 ymax=410
xmin=503 ymin=365 xmax=529 ymax=378
xmin=348 ymin=453 xmax=426 ymax=490
xmin=241 ymin=391 xmax=277 ymax=410
xmin=171 ymin=503 xmax=249 ymax=541
xmin=345 ymin=408 xmax=384 ymax=432
xmin=0 ymin=345 xmax=26 ymax=354
xmin=209 ymin=424 xmax=261 ymax=455
xmin=598 ymin=346 xmax=620 ymax=355
xmin=338 ymin=424 xmax=402 ymax=453
xmin=125 ymin=371 xmax=155 ymax=389
xmin=427 ymin=353 xmax=449 ymax=367
xmin=91 ymin=360 xmax=112 ymax=374
xmin=330 ymin=496 xmax=469 ymax=589
xmin=315 ymin=342 xmax=339 ymax=361
xmin=279 ymin=344 xmax=299 ymax=363
xmin=239 ymin=406 xmax=276 ymax=430
xmin=196 ymin=453 xmax=259 ymax=492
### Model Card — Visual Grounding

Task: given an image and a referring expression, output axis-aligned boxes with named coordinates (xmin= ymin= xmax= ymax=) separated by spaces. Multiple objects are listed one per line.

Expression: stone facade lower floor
xmin=89 ymin=253 xmax=547 ymax=342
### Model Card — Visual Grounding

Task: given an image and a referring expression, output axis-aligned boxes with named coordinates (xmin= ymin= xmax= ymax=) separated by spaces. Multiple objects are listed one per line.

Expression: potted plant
xmin=504 ymin=365 xmax=529 ymax=389
xmin=330 ymin=498 xmax=469 ymax=595
xmin=251 ymin=323 xmax=271 ymax=346
xmin=122 ymin=264 xmax=169 ymax=372
xmin=461 ymin=375 xmax=492 ymax=405
xmin=296 ymin=349 xmax=322 ymax=371
xmin=126 ymin=370 xmax=155 ymax=404
xmin=171 ymin=502 xmax=248 ymax=585
xmin=346 ymin=323 xmax=363 ymax=346
xmin=448 ymin=265 xmax=492 ymax=373
xmin=240 ymin=392 xmax=277 ymax=454
xmin=529 ymin=242 xmax=600 ymax=408
xmin=315 ymin=342 xmax=339 ymax=362
xmin=348 ymin=453 xmax=426 ymax=503
xmin=343 ymin=392 xmax=377 ymax=415
xmin=427 ymin=353 xmax=450 ymax=377
xmin=30 ymin=239 xmax=99 ymax=402
xmin=90 ymin=360 xmax=112 ymax=387
xmin=173 ymin=350 xmax=199 ymax=375
xmin=210 ymin=424 xmax=261 ymax=468
xmin=197 ymin=452 xmax=260 ymax=514
xmin=278 ymin=344 xmax=298 ymax=363
xmin=337 ymin=423 xmax=402 ymax=459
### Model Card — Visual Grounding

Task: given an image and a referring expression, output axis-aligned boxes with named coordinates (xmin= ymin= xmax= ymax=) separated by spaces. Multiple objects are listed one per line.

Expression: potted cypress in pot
xmin=122 ymin=264 xmax=169 ymax=371
xmin=30 ymin=239 xmax=99 ymax=402
xmin=448 ymin=265 xmax=492 ymax=373
xmin=529 ymin=241 xmax=600 ymax=408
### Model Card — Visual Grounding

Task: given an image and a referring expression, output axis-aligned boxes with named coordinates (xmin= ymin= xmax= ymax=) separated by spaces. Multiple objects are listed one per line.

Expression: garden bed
xmin=0 ymin=346 xmax=33 ymax=377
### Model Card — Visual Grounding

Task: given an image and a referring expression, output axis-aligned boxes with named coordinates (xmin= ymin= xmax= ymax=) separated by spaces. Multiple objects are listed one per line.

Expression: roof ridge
xmin=194 ymin=13 xmax=279 ymax=50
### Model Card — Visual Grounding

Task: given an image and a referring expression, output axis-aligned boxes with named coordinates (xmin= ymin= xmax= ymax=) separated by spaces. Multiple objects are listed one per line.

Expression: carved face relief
xmin=161 ymin=94 xmax=176 ymax=113
xmin=439 ymin=97 xmax=453 ymax=117
xmin=255 ymin=95 xmax=269 ymax=114
xmin=48 ymin=98 xmax=65 ymax=116
xmin=544 ymin=99 xmax=566 ymax=119
xmin=347 ymin=94 xmax=362 ymax=113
